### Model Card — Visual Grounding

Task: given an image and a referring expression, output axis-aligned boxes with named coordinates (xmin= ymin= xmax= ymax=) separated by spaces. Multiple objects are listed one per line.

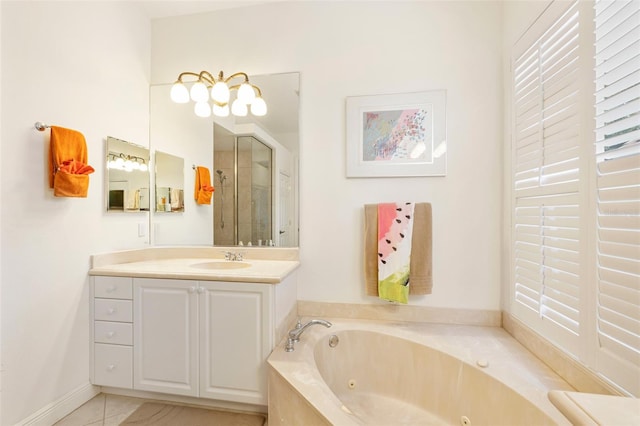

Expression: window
xmin=511 ymin=0 xmax=583 ymax=356
xmin=593 ymin=0 xmax=640 ymax=396
xmin=510 ymin=0 xmax=639 ymax=396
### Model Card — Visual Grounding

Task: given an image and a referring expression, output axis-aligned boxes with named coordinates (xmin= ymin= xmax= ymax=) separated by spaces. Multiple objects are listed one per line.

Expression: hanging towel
xmin=171 ymin=188 xmax=184 ymax=211
xmin=125 ymin=189 xmax=140 ymax=210
xmin=194 ymin=166 xmax=214 ymax=205
xmin=376 ymin=202 xmax=415 ymax=303
xmin=48 ymin=126 xmax=93 ymax=197
xmin=364 ymin=202 xmax=433 ymax=298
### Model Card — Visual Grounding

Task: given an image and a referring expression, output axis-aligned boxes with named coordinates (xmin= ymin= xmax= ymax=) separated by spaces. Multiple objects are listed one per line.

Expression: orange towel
xmin=48 ymin=126 xmax=92 ymax=197
xmin=194 ymin=166 xmax=214 ymax=205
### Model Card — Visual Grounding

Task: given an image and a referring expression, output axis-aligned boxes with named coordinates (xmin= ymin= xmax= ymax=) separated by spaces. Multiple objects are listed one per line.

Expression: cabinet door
xmin=133 ymin=278 xmax=198 ymax=396
xmin=198 ymin=281 xmax=273 ymax=405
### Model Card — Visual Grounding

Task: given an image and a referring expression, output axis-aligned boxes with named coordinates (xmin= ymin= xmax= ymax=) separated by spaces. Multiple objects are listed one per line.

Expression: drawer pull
xmin=107 ymin=364 xmax=116 ymax=372
xmin=106 ymin=331 xmax=115 ymax=338
xmin=106 ymin=285 xmax=116 ymax=293
xmin=107 ymin=308 xmax=116 ymax=315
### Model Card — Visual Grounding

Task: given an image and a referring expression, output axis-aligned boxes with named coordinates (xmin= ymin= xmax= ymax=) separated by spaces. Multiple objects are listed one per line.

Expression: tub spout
xmin=285 ymin=319 xmax=332 ymax=352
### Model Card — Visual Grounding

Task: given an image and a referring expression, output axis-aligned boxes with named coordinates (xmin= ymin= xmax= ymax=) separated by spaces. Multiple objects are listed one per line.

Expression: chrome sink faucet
xmin=285 ymin=319 xmax=332 ymax=352
xmin=222 ymin=251 xmax=244 ymax=261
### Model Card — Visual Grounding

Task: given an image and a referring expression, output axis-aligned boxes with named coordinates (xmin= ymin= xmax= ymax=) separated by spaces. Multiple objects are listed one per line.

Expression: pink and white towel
xmin=377 ymin=202 xmax=415 ymax=303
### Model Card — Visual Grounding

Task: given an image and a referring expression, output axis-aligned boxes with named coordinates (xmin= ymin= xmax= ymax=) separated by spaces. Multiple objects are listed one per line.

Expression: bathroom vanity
xmin=88 ymin=247 xmax=299 ymax=407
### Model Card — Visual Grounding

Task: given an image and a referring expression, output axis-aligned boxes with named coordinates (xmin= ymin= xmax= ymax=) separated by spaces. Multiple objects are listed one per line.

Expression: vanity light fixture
xmin=107 ymin=153 xmax=148 ymax=172
xmin=170 ymin=70 xmax=267 ymax=118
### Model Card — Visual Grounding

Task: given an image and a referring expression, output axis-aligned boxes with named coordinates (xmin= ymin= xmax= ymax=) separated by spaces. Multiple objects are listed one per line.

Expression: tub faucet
xmin=285 ymin=319 xmax=332 ymax=352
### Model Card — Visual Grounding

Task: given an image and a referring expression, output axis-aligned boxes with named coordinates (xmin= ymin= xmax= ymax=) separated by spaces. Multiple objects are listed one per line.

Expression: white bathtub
xmin=268 ymin=319 xmax=574 ymax=425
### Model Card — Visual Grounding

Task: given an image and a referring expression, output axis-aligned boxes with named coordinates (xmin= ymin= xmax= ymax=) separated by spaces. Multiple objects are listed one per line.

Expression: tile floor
xmin=54 ymin=394 xmax=148 ymax=426
xmin=54 ymin=394 xmax=269 ymax=426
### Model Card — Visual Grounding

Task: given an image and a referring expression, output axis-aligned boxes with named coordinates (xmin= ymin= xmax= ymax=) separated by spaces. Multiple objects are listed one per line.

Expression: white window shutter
xmin=594 ymin=0 xmax=640 ymax=397
xmin=512 ymin=0 xmax=583 ymax=354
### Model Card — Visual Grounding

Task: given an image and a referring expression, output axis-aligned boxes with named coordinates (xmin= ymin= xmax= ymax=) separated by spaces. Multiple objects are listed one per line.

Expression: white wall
xmin=152 ymin=1 xmax=504 ymax=310
xmin=0 ymin=1 xmax=150 ymax=424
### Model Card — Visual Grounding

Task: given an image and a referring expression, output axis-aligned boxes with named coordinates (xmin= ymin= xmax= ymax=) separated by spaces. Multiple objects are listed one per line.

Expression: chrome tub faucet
xmin=285 ymin=319 xmax=332 ymax=352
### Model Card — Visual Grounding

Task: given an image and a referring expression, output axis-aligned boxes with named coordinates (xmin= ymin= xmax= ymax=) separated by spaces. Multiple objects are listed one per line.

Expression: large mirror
xmin=105 ymin=136 xmax=150 ymax=212
xmin=149 ymin=72 xmax=299 ymax=247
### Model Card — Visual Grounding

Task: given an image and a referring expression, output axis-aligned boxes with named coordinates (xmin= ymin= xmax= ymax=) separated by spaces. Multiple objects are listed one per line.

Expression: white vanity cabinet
xmin=89 ymin=251 xmax=299 ymax=408
xmin=131 ymin=278 xmax=273 ymax=405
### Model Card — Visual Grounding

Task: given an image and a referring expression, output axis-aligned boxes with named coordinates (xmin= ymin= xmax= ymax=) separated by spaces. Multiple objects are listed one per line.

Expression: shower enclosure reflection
xmin=213 ymin=126 xmax=273 ymax=246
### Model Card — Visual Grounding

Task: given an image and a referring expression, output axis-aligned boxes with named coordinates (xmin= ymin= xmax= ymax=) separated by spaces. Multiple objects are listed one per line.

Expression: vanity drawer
xmin=94 ymin=321 xmax=133 ymax=345
xmin=94 ymin=276 xmax=133 ymax=299
xmin=94 ymin=343 xmax=132 ymax=388
xmin=94 ymin=298 xmax=132 ymax=322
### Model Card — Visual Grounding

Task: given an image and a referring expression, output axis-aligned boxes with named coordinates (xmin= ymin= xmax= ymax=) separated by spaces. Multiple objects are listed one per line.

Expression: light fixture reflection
xmin=107 ymin=153 xmax=148 ymax=173
xmin=170 ymin=70 xmax=267 ymax=118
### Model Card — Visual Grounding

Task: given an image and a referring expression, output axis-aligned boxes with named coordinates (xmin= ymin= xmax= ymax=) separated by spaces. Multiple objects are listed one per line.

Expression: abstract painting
xmin=346 ymin=91 xmax=447 ymax=177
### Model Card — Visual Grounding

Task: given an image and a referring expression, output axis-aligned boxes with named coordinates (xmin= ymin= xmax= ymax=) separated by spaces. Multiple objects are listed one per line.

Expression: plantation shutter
xmin=593 ymin=0 xmax=640 ymax=396
xmin=511 ymin=0 xmax=582 ymax=353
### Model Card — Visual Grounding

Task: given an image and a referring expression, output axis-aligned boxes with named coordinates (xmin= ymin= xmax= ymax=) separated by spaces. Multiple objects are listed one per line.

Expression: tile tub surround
xmin=89 ymin=247 xmax=299 ymax=283
xmin=268 ymin=319 xmax=575 ymax=426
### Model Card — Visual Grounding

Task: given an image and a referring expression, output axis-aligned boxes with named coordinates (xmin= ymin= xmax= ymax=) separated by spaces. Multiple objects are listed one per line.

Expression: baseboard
xmin=297 ymin=300 xmax=502 ymax=327
xmin=101 ymin=387 xmax=267 ymax=414
xmin=17 ymin=382 xmax=99 ymax=426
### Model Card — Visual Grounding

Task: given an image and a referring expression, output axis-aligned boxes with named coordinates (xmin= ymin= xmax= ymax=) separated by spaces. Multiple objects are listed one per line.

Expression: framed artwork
xmin=346 ymin=90 xmax=446 ymax=177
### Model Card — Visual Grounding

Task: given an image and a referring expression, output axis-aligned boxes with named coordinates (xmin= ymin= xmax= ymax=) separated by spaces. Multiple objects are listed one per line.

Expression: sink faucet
xmin=222 ymin=251 xmax=244 ymax=261
xmin=285 ymin=319 xmax=332 ymax=352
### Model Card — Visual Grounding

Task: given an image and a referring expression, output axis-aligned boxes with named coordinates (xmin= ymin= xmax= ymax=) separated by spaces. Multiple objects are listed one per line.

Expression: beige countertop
xmin=548 ymin=391 xmax=640 ymax=426
xmin=89 ymin=247 xmax=300 ymax=284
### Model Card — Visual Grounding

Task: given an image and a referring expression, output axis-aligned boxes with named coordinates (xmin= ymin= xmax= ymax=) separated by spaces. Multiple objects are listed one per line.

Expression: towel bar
xmin=34 ymin=122 xmax=50 ymax=131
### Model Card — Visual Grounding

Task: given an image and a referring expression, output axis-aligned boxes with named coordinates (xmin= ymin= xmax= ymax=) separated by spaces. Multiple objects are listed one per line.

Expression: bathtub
xmin=268 ymin=319 xmax=574 ymax=425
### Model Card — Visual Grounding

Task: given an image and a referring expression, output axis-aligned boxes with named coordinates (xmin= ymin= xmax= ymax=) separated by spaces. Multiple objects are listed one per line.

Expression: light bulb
xmin=131 ymin=161 xmax=140 ymax=170
xmin=251 ymin=97 xmax=267 ymax=116
xmin=237 ymin=82 xmax=256 ymax=104
xmin=194 ymin=101 xmax=211 ymax=118
xmin=211 ymin=81 xmax=230 ymax=104
xmin=231 ymin=99 xmax=248 ymax=116
xmin=115 ymin=157 xmax=125 ymax=168
xmin=213 ymin=103 xmax=229 ymax=117
xmin=170 ymin=82 xmax=189 ymax=103
xmin=190 ymin=81 xmax=209 ymax=102
xmin=139 ymin=163 xmax=148 ymax=172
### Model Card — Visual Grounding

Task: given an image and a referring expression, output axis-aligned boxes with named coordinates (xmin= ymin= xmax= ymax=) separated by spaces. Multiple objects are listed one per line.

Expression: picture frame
xmin=346 ymin=90 xmax=447 ymax=177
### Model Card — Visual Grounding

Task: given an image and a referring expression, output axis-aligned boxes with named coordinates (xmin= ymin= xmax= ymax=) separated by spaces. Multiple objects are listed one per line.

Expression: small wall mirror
xmin=106 ymin=136 xmax=150 ymax=212
xmin=154 ymin=151 xmax=184 ymax=213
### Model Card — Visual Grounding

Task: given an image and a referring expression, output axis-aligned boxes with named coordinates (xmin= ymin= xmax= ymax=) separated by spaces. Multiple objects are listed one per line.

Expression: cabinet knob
xmin=197 ymin=287 xmax=204 ymax=294
xmin=189 ymin=286 xmax=196 ymax=293
xmin=107 ymin=308 xmax=116 ymax=315
xmin=106 ymin=331 xmax=115 ymax=338
xmin=106 ymin=285 xmax=116 ymax=293
xmin=107 ymin=364 xmax=116 ymax=372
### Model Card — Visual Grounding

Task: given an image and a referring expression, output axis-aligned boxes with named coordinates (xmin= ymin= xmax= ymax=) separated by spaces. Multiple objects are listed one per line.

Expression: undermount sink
xmin=191 ymin=260 xmax=251 ymax=270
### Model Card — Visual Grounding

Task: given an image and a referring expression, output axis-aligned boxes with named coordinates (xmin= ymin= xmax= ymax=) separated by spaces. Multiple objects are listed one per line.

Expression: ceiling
xmin=145 ymin=1 xmax=299 ymax=144
xmin=138 ymin=1 xmax=284 ymax=20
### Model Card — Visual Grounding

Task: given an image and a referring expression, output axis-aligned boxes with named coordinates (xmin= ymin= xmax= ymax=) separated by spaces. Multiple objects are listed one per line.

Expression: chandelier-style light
xmin=170 ymin=70 xmax=267 ymax=118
